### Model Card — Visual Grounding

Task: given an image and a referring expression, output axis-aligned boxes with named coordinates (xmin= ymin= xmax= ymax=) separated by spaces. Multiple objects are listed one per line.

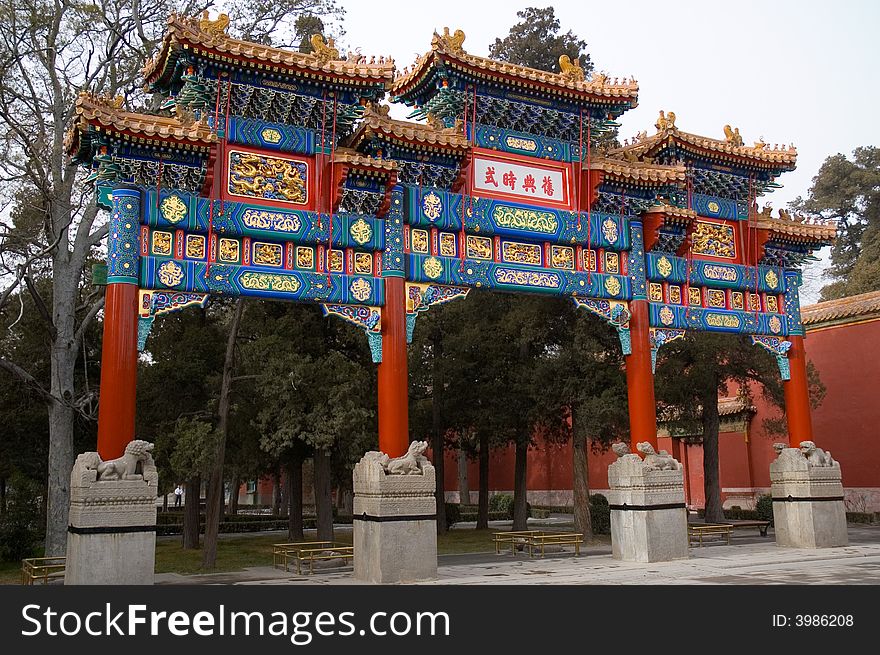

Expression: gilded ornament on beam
xmin=160 ymin=195 xmax=187 ymax=224
xmin=422 ymin=256 xmax=443 ymax=280
xmin=422 ymin=191 xmax=442 ymax=221
xmin=157 ymin=260 xmax=185 ymax=288
xmin=349 ymin=218 xmax=373 ymax=246
xmin=349 ymin=277 xmax=372 ymax=302
xmin=657 ymin=255 xmax=673 ymax=278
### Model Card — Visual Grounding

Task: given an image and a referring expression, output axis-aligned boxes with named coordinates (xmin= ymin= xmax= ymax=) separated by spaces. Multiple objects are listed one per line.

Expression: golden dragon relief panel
xmin=228 ymin=151 xmax=308 ymax=205
xmin=691 ymin=221 xmax=735 ymax=259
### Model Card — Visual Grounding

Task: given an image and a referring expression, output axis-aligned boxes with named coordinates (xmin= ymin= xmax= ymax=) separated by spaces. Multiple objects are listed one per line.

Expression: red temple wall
xmin=803 ymin=320 xmax=880 ymax=488
xmin=439 ymin=317 xmax=880 ymax=511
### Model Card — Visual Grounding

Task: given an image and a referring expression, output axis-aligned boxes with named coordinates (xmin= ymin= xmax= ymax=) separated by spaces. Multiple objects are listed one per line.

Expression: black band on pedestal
xmin=353 ymin=513 xmax=437 ymax=523
xmin=609 ymin=502 xmax=686 ymax=511
xmin=771 ymin=495 xmax=844 ymax=503
xmin=68 ymin=525 xmax=158 ymax=535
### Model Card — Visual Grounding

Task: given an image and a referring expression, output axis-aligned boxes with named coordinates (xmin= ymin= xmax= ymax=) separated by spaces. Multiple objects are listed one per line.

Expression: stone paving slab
xmin=156 ymin=537 xmax=880 ymax=586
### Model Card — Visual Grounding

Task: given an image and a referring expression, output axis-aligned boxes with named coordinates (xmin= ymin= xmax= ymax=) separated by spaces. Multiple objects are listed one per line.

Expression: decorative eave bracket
xmin=649 ymin=327 xmax=687 ymax=373
xmin=751 ymin=335 xmax=792 ymax=380
xmin=321 ymin=304 xmax=383 ymax=363
xmin=405 ymin=283 xmax=470 ymax=343
xmin=572 ymin=298 xmax=632 ymax=356
xmin=137 ymin=289 xmax=210 ymax=351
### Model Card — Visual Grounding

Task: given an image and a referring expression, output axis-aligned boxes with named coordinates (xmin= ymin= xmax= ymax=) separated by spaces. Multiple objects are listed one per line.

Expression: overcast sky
xmin=338 ymin=0 xmax=879 ymax=302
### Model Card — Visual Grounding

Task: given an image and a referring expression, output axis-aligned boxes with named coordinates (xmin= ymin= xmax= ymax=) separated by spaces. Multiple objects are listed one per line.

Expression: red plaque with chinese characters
xmin=470 ymin=148 xmax=574 ymax=210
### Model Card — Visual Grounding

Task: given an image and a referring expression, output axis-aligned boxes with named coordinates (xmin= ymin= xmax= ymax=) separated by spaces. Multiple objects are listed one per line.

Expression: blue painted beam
xmin=139 ymin=256 xmax=384 ymax=305
xmin=407 ymin=253 xmax=630 ymax=300
xmin=646 ymin=252 xmax=786 ymax=294
xmin=649 ymin=302 xmax=788 ymax=337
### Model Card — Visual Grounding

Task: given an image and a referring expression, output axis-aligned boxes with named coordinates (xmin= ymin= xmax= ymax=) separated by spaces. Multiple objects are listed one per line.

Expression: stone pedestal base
xmin=608 ymin=453 xmax=688 ymax=563
xmin=64 ymin=447 xmax=158 ymax=585
xmin=770 ymin=447 xmax=848 ymax=549
xmin=352 ymin=449 xmax=437 ymax=583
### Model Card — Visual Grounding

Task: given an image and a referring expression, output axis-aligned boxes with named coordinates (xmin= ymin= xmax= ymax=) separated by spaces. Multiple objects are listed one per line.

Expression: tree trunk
xmin=476 ymin=431 xmax=489 ymax=530
xmin=229 ymin=478 xmax=239 ymax=516
xmin=42 ymin=256 xmax=79 ymax=556
xmin=313 ymin=449 xmax=334 ymax=541
xmin=286 ymin=453 xmax=304 ymax=541
xmin=431 ymin=326 xmax=446 ymax=534
xmin=273 ymin=469 xmax=282 ymax=515
xmin=203 ymin=299 xmax=245 ymax=569
xmin=162 ymin=491 xmax=168 ymax=513
xmin=45 ymin=398 xmax=74 ymax=555
xmin=342 ymin=484 xmax=353 ymax=515
xmin=183 ymin=475 xmax=201 ymax=550
xmin=572 ymin=434 xmax=593 ymax=541
xmin=701 ymin=374 xmax=724 ymax=523
xmin=512 ymin=438 xmax=529 ymax=530
xmin=457 ymin=442 xmax=470 ymax=505
xmin=0 ymin=477 xmax=5 ymax=515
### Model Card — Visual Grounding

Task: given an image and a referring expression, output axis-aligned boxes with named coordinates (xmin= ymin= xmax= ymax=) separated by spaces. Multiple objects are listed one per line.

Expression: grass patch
xmin=1 ymin=526 xmax=608 ymax=583
xmin=155 ymin=533 xmax=353 ymax=575
xmin=0 ymin=560 xmax=22 ymax=585
xmin=438 ymin=528 xmax=497 ymax=555
xmin=155 ymin=528 xmax=512 ymax=576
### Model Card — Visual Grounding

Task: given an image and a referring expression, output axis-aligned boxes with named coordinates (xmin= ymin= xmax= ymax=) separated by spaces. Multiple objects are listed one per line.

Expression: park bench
xmin=492 ymin=531 xmax=583 ymax=557
xmin=21 ymin=557 xmax=66 ymax=585
xmin=526 ymin=532 xmax=583 ymax=557
xmin=492 ymin=530 xmax=544 ymax=555
xmin=272 ymin=541 xmax=353 ymax=575
xmin=687 ymin=523 xmax=733 ymax=546
xmin=727 ymin=519 xmax=772 ymax=537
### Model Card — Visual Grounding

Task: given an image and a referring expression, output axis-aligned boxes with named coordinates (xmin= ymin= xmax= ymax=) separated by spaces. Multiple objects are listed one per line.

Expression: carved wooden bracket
xmin=201 ymin=141 xmax=220 ymax=197
xmin=324 ymin=159 xmax=398 ymax=217
xmin=642 ymin=210 xmax=665 ymax=252
xmin=450 ymin=149 xmax=473 ymax=196
xmin=580 ymin=168 xmax=604 ymax=211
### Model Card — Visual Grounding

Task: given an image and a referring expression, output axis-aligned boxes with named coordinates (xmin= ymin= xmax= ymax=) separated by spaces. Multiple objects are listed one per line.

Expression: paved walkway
xmin=155 ymin=525 xmax=880 ymax=585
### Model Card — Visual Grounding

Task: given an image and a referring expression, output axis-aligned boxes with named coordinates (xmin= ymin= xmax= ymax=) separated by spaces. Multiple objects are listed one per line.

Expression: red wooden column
xmin=782 ymin=334 xmax=814 ymax=447
xmin=623 ymin=217 xmax=658 ymax=451
xmin=376 ymin=186 xmax=409 ymax=458
xmin=377 ymin=277 xmax=409 ymax=458
xmin=625 ymin=298 xmax=659 ymax=451
xmin=96 ymin=185 xmax=142 ymax=459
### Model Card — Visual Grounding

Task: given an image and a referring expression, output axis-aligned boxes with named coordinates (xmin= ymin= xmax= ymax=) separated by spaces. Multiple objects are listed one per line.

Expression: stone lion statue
xmin=772 ymin=442 xmax=788 ymax=456
xmin=799 ymin=440 xmax=835 ymax=467
xmin=636 ymin=441 xmax=680 ymax=471
xmin=383 ymin=440 xmax=430 ymax=475
xmin=86 ymin=440 xmax=156 ymax=481
xmin=611 ymin=442 xmax=631 ymax=458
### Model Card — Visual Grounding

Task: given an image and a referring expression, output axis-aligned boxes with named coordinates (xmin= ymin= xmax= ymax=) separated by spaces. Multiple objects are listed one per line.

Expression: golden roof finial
xmin=309 ymin=34 xmax=340 ymax=64
xmin=437 ymin=27 xmax=466 ymax=55
xmin=723 ymin=125 xmax=744 ymax=146
xmin=655 ymin=110 xmax=676 ymax=132
xmin=365 ymin=101 xmax=391 ymax=117
xmin=425 ymin=112 xmax=445 ymax=130
xmin=558 ymin=55 xmax=585 ymax=82
xmin=199 ymin=10 xmax=230 ymax=37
